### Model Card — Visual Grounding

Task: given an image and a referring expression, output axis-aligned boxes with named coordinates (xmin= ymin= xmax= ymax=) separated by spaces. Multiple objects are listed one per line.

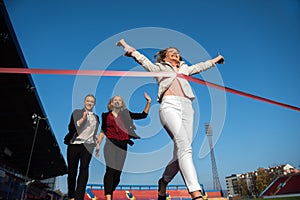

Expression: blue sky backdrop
xmin=3 ymin=0 xmax=300 ymax=194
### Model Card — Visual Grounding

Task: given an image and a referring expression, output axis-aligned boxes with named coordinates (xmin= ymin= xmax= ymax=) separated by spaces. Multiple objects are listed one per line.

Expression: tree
xmin=240 ymin=178 xmax=250 ymax=196
xmin=255 ymin=168 xmax=271 ymax=195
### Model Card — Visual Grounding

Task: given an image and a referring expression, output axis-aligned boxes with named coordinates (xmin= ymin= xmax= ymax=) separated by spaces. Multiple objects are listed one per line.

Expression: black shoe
xmin=158 ymin=194 xmax=166 ymax=200
xmin=158 ymin=178 xmax=167 ymax=200
xmin=191 ymin=190 xmax=205 ymax=200
xmin=192 ymin=197 xmax=203 ymax=200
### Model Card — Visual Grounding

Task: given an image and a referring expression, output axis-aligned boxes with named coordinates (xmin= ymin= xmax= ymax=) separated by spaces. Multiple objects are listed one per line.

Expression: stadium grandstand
xmin=0 ymin=1 xmax=67 ymax=199
xmin=260 ymin=172 xmax=300 ymax=199
xmin=84 ymin=184 xmax=226 ymax=200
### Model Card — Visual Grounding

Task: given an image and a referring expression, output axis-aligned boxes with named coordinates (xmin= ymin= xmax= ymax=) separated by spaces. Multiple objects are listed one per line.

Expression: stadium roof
xmin=0 ymin=2 xmax=67 ymax=180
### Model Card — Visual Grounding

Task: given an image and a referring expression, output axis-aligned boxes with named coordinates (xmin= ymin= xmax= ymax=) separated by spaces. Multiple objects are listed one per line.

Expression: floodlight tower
xmin=205 ymin=123 xmax=222 ymax=191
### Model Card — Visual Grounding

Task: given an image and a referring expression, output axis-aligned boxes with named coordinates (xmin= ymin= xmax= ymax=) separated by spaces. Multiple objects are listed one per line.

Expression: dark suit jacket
xmin=64 ymin=108 xmax=100 ymax=145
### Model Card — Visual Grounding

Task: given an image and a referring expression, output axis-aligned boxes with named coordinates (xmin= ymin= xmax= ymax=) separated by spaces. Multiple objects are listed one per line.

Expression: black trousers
xmin=67 ymin=144 xmax=94 ymax=200
xmin=103 ymin=139 xmax=127 ymax=195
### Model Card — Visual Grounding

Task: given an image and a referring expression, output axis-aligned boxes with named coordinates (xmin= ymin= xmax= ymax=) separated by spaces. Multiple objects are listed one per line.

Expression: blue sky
xmin=3 ymin=0 xmax=300 ymax=194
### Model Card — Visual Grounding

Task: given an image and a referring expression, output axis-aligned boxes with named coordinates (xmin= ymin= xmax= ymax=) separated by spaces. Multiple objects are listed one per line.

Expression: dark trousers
xmin=67 ymin=144 xmax=94 ymax=200
xmin=103 ymin=139 xmax=127 ymax=195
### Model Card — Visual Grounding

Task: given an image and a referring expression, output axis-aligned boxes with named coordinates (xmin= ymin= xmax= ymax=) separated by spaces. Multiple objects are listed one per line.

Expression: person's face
xmin=112 ymin=96 xmax=123 ymax=109
xmin=84 ymin=96 xmax=95 ymax=111
xmin=164 ymin=48 xmax=181 ymax=63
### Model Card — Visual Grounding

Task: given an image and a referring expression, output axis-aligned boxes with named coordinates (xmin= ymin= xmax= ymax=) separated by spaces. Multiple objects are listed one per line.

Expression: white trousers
xmin=159 ymin=96 xmax=201 ymax=193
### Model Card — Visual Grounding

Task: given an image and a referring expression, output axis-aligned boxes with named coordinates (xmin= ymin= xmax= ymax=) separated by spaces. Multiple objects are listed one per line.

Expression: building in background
xmin=225 ymin=164 xmax=299 ymax=198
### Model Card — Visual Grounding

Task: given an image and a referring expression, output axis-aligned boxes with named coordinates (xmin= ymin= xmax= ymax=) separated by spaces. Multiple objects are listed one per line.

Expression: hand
xmin=116 ymin=39 xmax=136 ymax=56
xmin=95 ymin=143 xmax=100 ymax=157
xmin=82 ymin=111 xmax=88 ymax=120
xmin=213 ymin=54 xmax=225 ymax=64
xmin=95 ymin=148 xmax=100 ymax=157
xmin=216 ymin=54 xmax=225 ymax=64
xmin=95 ymin=135 xmax=100 ymax=143
xmin=144 ymin=92 xmax=151 ymax=103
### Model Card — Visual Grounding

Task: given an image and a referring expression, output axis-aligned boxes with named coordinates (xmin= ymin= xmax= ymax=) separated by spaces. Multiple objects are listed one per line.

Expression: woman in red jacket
xmin=96 ymin=92 xmax=151 ymax=200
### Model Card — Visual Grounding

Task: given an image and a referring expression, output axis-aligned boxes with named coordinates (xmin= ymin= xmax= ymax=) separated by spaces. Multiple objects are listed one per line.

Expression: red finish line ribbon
xmin=1 ymin=67 xmax=299 ymax=112
xmin=0 ymin=67 xmax=172 ymax=77
xmin=177 ymin=74 xmax=300 ymax=112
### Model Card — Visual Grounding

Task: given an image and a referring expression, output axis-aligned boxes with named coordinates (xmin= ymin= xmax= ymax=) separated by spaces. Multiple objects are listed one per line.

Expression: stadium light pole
xmin=205 ymin=123 xmax=222 ymax=192
xmin=21 ymin=114 xmax=47 ymax=200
